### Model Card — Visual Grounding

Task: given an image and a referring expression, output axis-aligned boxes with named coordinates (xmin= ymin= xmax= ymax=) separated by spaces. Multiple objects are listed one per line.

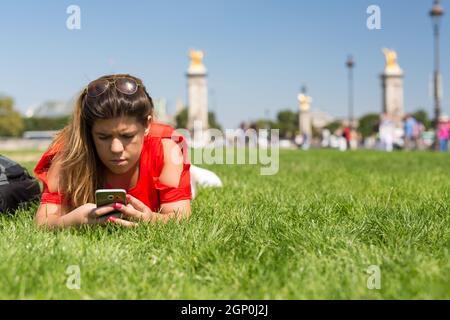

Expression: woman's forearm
xmin=36 ymin=205 xmax=83 ymax=229
xmin=150 ymin=209 xmax=191 ymax=223
xmin=36 ymin=212 xmax=60 ymax=229
xmin=55 ymin=211 xmax=83 ymax=228
xmin=37 ymin=211 xmax=79 ymax=229
xmin=156 ymin=200 xmax=191 ymax=223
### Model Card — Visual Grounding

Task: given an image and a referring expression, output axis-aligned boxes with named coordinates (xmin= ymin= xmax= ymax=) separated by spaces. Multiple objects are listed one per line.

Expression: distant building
xmin=310 ymin=109 xmax=334 ymax=129
xmin=25 ymin=99 xmax=74 ymax=118
xmin=23 ymin=130 xmax=59 ymax=139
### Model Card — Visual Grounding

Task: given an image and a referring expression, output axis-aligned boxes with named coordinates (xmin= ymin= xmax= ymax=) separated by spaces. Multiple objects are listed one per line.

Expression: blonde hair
xmin=49 ymin=74 xmax=153 ymax=212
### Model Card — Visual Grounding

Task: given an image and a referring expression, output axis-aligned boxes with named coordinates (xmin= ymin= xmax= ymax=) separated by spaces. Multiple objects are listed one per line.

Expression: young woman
xmin=34 ymin=74 xmax=191 ymax=228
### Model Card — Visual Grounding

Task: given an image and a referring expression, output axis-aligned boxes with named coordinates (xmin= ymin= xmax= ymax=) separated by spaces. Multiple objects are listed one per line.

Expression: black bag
xmin=0 ymin=155 xmax=41 ymax=213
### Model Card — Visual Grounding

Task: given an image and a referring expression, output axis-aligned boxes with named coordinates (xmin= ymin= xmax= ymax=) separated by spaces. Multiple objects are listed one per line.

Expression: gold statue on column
xmin=382 ymin=48 xmax=401 ymax=73
xmin=298 ymin=93 xmax=312 ymax=112
xmin=189 ymin=50 xmax=206 ymax=72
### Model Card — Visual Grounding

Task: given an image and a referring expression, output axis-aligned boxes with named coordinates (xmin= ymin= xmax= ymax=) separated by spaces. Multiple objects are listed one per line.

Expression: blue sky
xmin=1 ymin=0 xmax=449 ymax=128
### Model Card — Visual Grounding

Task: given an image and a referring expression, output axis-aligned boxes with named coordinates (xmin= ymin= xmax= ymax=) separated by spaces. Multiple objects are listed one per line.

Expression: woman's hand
xmin=109 ymin=194 xmax=154 ymax=225
xmin=111 ymin=194 xmax=191 ymax=225
xmin=57 ymin=203 xmax=124 ymax=227
xmin=55 ymin=203 xmax=137 ymax=228
xmin=69 ymin=203 xmax=125 ymax=225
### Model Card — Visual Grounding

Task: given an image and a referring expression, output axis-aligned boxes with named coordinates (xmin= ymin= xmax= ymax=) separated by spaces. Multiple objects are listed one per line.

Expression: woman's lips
xmin=111 ymin=159 xmax=127 ymax=165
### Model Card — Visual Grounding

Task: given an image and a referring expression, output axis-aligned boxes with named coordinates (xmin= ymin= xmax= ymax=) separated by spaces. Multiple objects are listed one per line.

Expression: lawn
xmin=0 ymin=149 xmax=449 ymax=299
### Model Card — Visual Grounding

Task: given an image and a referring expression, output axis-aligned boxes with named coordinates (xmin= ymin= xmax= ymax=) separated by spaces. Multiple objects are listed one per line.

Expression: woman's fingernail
xmin=107 ymin=216 xmax=116 ymax=222
xmin=113 ymin=203 xmax=122 ymax=209
xmin=126 ymin=194 xmax=131 ymax=201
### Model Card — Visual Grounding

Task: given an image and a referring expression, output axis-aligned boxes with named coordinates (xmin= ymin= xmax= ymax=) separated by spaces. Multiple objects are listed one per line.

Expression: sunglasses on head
xmin=85 ymin=77 xmax=142 ymax=97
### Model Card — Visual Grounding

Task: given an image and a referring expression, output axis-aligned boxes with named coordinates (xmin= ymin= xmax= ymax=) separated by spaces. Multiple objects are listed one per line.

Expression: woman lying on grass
xmin=34 ymin=74 xmax=191 ymax=229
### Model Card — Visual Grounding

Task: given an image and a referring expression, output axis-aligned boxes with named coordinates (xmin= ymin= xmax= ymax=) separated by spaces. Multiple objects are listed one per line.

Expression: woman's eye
xmin=97 ymin=135 xmax=133 ymax=140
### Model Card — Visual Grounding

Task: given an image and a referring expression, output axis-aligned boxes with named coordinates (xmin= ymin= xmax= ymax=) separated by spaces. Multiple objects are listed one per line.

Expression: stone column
xmin=298 ymin=91 xmax=312 ymax=139
xmin=187 ymin=50 xmax=208 ymax=133
xmin=381 ymin=49 xmax=404 ymax=120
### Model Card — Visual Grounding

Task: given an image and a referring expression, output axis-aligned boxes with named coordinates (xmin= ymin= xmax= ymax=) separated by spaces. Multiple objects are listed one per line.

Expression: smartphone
xmin=95 ymin=189 xmax=127 ymax=219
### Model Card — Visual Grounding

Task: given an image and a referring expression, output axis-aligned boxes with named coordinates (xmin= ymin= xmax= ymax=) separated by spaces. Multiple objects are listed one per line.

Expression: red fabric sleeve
xmin=40 ymin=185 xmax=64 ymax=204
xmin=34 ymin=144 xmax=65 ymax=205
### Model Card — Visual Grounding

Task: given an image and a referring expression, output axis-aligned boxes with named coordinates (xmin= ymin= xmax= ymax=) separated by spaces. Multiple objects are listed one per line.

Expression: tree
xmin=23 ymin=116 xmax=70 ymax=131
xmin=324 ymin=120 xmax=342 ymax=134
xmin=250 ymin=119 xmax=278 ymax=130
xmin=175 ymin=108 xmax=222 ymax=130
xmin=276 ymin=109 xmax=298 ymax=138
xmin=358 ymin=113 xmax=380 ymax=138
xmin=0 ymin=96 xmax=24 ymax=137
xmin=208 ymin=111 xmax=222 ymax=130
xmin=175 ymin=108 xmax=188 ymax=129
xmin=412 ymin=109 xmax=431 ymax=130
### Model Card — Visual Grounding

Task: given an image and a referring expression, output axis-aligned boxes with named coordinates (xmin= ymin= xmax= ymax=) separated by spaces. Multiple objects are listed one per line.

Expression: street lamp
xmin=346 ymin=55 xmax=355 ymax=128
xmin=430 ymin=0 xmax=444 ymax=149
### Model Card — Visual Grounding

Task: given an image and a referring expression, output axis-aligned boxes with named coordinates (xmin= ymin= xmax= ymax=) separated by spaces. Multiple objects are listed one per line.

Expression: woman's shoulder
xmin=148 ymin=122 xmax=186 ymax=144
xmin=143 ymin=136 xmax=183 ymax=171
xmin=34 ymin=142 xmax=63 ymax=185
xmin=143 ymin=122 xmax=189 ymax=177
xmin=149 ymin=122 xmax=176 ymax=138
xmin=34 ymin=144 xmax=61 ymax=190
xmin=144 ymin=122 xmax=187 ymax=155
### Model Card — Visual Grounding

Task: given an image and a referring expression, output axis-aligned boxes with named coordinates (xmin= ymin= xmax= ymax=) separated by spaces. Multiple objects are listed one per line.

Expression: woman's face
xmin=92 ymin=116 xmax=148 ymax=175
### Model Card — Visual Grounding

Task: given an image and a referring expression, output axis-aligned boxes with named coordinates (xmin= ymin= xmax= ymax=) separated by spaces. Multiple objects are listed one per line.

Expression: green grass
xmin=0 ymin=149 xmax=449 ymax=299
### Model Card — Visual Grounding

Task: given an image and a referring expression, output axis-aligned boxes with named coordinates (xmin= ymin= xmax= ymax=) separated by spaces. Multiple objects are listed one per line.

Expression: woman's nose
xmin=110 ymin=138 xmax=124 ymax=153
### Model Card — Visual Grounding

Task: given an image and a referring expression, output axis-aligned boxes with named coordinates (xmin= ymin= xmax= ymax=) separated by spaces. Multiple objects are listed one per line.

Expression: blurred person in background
xmin=437 ymin=115 xmax=450 ymax=152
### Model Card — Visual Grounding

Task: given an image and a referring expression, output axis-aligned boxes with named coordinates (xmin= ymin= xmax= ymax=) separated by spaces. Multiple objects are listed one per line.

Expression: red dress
xmin=34 ymin=122 xmax=191 ymax=212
